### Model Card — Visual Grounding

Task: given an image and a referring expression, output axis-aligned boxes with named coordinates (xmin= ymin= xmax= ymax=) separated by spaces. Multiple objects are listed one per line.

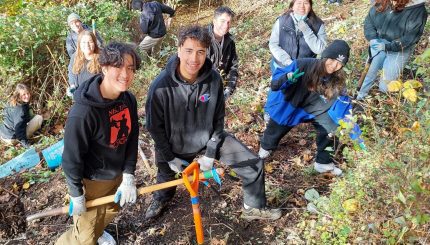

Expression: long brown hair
xmin=304 ymin=59 xmax=346 ymax=99
xmin=374 ymin=0 xmax=411 ymax=12
xmin=72 ymin=30 xmax=101 ymax=74
xmin=10 ymin=83 xmax=30 ymax=106
xmin=285 ymin=0 xmax=323 ymax=27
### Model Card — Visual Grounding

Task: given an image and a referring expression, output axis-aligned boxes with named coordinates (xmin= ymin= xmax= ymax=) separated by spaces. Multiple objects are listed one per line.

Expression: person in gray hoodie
xmin=269 ymin=0 xmax=327 ymax=73
xmin=145 ymin=25 xmax=282 ymax=221
xmin=356 ymin=0 xmax=428 ymax=100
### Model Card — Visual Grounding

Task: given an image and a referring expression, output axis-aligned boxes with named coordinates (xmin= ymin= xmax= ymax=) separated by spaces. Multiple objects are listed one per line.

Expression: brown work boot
xmin=240 ymin=206 xmax=282 ymax=221
xmin=145 ymin=199 xmax=167 ymax=219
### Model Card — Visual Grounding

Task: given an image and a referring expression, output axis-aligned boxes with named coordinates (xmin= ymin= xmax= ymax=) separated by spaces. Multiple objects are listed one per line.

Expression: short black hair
xmin=178 ymin=25 xmax=211 ymax=49
xmin=99 ymin=42 xmax=142 ymax=71
xmin=214 ymin=6 xmax=235 ymax=18
xmin=131 ymin=0 xmax=143 ymax=11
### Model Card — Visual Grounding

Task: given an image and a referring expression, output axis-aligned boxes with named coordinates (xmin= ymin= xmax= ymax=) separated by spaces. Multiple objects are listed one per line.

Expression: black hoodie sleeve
xmin=123 ymin=94 xmax=138 ymax=175
xmin=159 ymin=3 xmax=175 ymax=17
xmin=146 ymin=88 xmax=175 ymax=162
xmin=62 ymin=113 xmax=91 ymax=197
xmin=226 ymin=41 xmax=239 ymax=91
xmin=205 ymin=75 xmax=225 ymax=158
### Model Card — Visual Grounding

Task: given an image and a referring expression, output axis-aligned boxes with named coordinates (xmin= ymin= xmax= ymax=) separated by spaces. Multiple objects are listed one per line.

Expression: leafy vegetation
xmin=0 ymin=0 xmax=429 ymax=243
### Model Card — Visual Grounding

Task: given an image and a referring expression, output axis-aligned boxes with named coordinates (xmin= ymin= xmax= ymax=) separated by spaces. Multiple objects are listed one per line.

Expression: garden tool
xmin=26 ymin=167 xmax=224 ymax=222
xmin=357 ymin=46 xmax=381 ymax=90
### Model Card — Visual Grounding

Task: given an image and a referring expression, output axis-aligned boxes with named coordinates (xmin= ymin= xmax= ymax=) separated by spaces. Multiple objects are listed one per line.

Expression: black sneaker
xmin=145 ymin=199 xmax=167 ymax=219
xmin=240 ymin=207 xmax=282 ymax=221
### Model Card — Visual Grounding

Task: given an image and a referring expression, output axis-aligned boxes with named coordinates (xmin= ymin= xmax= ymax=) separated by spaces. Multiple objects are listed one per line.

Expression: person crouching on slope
xmin=259 ymin=40 xmax=351 ymax=176
xmin=145 ymin=25 xmax=282 ymax=221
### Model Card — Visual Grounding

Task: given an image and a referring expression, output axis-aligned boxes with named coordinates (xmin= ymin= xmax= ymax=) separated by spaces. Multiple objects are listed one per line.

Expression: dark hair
xmin=374 ymin=0 xmax=410 ymax=12
xmin=304 ymin=59 xmax=346 ymax=99
xmin=285 ymin=0 xmax=323 ymax=28
xmin=178 ymin=25 xmax=211 ymax=49
xmin=214 ymin=6 xmax=235 ymax=18
xmin=99 ymin=42 xmax=142 ymax=71
xmin=131 ymin=0 xmax=143 ymax=11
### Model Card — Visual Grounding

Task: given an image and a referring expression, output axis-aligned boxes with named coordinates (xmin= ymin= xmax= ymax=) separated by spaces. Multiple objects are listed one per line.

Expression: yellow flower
xmin=402 ymin=88 xmax=418 ymax=102
xmin=403 ymin=80 xmax=422 ymax=89
xmin=387 ymin=80 xmax=403 ymax=92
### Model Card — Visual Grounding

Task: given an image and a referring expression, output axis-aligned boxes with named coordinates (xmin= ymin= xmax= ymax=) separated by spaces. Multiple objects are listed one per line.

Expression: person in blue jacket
xmin=259 ymin=40 xmax=352 ymax=176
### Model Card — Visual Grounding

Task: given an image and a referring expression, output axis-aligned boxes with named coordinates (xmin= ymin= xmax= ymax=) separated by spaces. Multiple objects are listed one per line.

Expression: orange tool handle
xmin=182 ymin=162 xmax=204 ymax=245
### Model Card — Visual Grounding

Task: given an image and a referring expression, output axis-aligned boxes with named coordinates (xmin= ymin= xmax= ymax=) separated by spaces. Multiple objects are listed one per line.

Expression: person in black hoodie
xmin=56 ymin=42 xmax=141 ymax=245
xmin=145 ymin=25 xmax=282 ymax=221
xmin=0 ymin=83 xmax=43 ymax=148
xmin=132 ymin=0 xmax=175 ymax=56
xmin=207 ymin=6 xmax=239 ymax=99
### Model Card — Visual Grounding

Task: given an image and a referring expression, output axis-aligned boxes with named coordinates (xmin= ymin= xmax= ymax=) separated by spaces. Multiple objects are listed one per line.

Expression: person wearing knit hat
xmin=65 ymin=12 xmax=104 ymax=57
xmin=259 ymin=40 xmax=355 ymax=176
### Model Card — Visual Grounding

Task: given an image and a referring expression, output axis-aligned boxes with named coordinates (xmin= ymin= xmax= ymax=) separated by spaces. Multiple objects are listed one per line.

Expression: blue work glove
xmin=198 ymin=156 xmax=215 ymax=171
xmin=114 ymin=173 xmax=137 ymax=207
xmin=370 ymin=39 xmax=385 ymax=52
xmin=168 ymin=157 xmax=189 ymax=173
xmin=69 ymin=194 xmax=86 ymax=216
xmin=286 ymin=68 xmax=305 ymax=84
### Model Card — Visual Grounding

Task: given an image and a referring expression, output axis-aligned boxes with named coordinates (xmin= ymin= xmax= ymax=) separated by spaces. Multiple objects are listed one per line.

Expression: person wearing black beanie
xmin=259 ymin=40 xmax=356 ymax=176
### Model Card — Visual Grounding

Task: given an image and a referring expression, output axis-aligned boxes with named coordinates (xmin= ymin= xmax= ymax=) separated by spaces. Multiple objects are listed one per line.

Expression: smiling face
xmin=324 ymin=58 xmax=343 ymax=74
xmin=19 ymin=90 xmax=31 ymax=103
xmin=79 ymin=34 xmax=95 ymax=57
xmin=292 ymin=0 xmax=311 ymax=17
xmin=213 ymin=13 xmax=232 ymax=38
xmin=69 ymin=19 xmax=83 ymax=34
xmin=101 ymin=54 xmax=135 ymax=99
xmin=177 ymin=38 xmax=207 ymax=83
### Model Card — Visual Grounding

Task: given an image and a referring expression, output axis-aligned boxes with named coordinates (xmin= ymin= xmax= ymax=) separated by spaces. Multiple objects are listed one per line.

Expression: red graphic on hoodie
xmin=109 ymin=107 xmax=131 ymax=148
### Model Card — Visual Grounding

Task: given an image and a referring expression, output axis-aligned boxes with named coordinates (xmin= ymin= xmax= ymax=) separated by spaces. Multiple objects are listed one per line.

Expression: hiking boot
xmin=241 ymin=207 xmax=282 ymax=221
xmin=145 ymin=199 xmax=167 ymax=219
xmin=97 ymin=230 xmax=116 ymax=245
xmin=258 ymin=147 xmax=272 ymax=159
xmin=314 ymin=162 xmax=343 ymax=176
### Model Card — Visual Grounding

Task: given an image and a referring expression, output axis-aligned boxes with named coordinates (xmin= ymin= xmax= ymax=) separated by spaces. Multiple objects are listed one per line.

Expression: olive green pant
xmin=55 ymin=176 xmax=122 ymax=245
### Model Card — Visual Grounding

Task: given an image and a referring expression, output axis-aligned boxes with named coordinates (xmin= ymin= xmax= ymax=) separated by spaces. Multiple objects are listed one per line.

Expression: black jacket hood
xmin=73 ymin=74 xmax=127 ymax=108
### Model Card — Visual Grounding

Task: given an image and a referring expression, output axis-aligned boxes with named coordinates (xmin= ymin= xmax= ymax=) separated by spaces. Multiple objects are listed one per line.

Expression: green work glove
xmin=287 ymin=69 xmax=304 ymax=83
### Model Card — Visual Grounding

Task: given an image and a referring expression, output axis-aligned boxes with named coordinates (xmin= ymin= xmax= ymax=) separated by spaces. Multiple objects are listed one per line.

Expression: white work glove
xmin=168 ymin=158 xmax=188 ymax=173
xmin=370 ymin=39 xmax=385 ymax=52
xmin=198 ymin=156 xmax=215 ymax=171
xmin=114 ymin=173 xmax=137 ymax=207
xmin=68 ymin=194 xmax=86 ymax=216
xmin=297 ymin=20 xmax=310 ymax=33
xmin=66 ymin=84 xmax=77 ymax=97
xmin=224 ymin=87 xmax=232 ymax=100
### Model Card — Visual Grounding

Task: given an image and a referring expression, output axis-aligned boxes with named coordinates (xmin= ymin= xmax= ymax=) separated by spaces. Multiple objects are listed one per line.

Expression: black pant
xmin=153 ymin=133 xmax=267 ymax=209
xmin=260 ymin=112 xmax=338 ymax=164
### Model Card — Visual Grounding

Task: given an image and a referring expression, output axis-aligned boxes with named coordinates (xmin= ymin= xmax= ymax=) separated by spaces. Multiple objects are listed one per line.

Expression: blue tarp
xmin=0 ymin=148 xmax=41 ymax=179
xmin=41 ymin=139 xmax=64 ymax=169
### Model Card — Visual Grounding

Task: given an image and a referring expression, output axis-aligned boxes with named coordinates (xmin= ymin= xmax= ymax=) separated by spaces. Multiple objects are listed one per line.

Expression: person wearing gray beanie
xmin=65 ymin=12 xmax=104 ymax=57
xmin=259 ymin=40 xmax=355 ymax=177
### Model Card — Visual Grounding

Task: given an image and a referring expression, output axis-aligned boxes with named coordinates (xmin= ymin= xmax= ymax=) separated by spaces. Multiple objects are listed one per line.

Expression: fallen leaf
xmin=342 ymin=198 xmax=359 ymax=212
xmin=265 ymin=163 xmax=274 ymax=174
xmin=403 ymin=80 xmax=422 ymax=89
xmin=304 ymin=188 xmax=320 ymax=202
xmin=0 ymin=193 xmax=11 ymax=203
xmin=387 ymin=80 xmax=403 ymax=92
xmin=12 ymin=183 xmax=19 ymax=192
xmin=22 ymin=182 xmax=30 ymax=190
xmin=411 ymin=121 xmax=420 ymax=131
xmin=402 ymin=88 xmax=418 ymax=102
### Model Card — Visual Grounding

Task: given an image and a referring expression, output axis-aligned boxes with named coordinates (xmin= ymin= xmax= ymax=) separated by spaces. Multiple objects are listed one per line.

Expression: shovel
xmin=26 ymin=166 xmax=224 ymax=222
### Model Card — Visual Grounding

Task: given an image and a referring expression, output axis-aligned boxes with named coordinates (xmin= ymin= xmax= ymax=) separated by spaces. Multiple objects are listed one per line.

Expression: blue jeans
xmin=357 ymin=40 xmax=413 ymax=100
